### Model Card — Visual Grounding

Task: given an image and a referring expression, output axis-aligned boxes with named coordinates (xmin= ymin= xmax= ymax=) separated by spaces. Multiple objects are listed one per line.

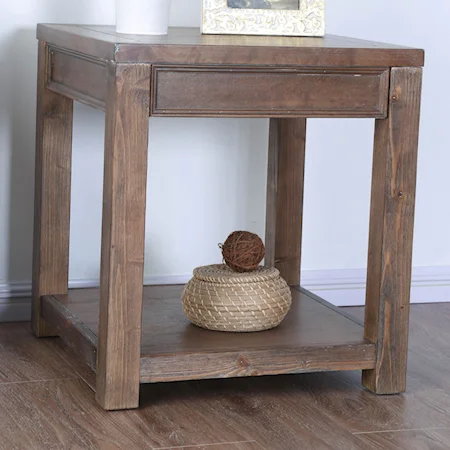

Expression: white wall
xmin=1 ymin=0 xmax=450 ymax=319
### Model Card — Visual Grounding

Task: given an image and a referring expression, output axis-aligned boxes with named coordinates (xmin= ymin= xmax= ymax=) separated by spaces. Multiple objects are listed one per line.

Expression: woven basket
xmin=182 ymin=264 xmax=292 ymax=332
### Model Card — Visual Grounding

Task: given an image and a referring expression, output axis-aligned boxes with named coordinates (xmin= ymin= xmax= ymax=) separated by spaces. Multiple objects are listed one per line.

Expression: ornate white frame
xmin=201 ymin=0 xmax=325 ymax=36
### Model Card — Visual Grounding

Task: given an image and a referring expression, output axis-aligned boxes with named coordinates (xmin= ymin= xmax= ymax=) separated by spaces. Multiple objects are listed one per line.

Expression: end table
xmin=32 ymin=25 xmax=424 ymax=410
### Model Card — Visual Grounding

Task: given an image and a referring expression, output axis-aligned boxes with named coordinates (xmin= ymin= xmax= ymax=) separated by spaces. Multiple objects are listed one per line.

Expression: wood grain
xmin=48 ymin=46 xmax=107 ymax=111
xmin=363 ymin=67 xmax=423 ymax=394
xmin=161 ymin=376 xmax=368 ymax=450
xmin=264 ymin=119 xmax=279 ymax=269
xmin=0 ymin=380 xmax=154 ymax=449
xmin=267 ymin=370 xmax=450 ymax=435
xmin=0 ymin=323 xmax=80 ymax=383
xmin=32 ymin=41 xmax=73 ymax=337
xmin=294 ymin=286 xmax=365 ymax=327
xmin=47 ymin=286 xmax=376 ymax=383
xmin=96 ymin=62 xmax=151 ymax=410
xmin=152 ymin=67 xmax=389 ymax=118
xmin=33 ymin=25 xmax=425 ymax=411
xmin=355 ymin=429 xmax=450 ymax=450
xmin=3 ymin=304 xmax=450 ymax=449
xmin=266 ymin=119 xmax=306 ymax=285
xmin=139 ymin=344 xmax=375 ymax=383
xmin=36 ymin=25 xmax=425 ymax=67
xmin=41 ymin=294 xmax=97 ymax=372
xmin=169 ymin=443 xmax=263 ymax=450
xmin=0 ymin=379 xmax=252 ymax=449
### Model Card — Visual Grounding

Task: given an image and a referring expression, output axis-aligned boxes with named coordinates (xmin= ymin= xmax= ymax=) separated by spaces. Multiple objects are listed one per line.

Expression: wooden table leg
xmin=265 ymin=118 xmax=307 ymax=285
xmin=363 ymin=67 xmax=423 ymax=394
xmin=32 ymin=42 xmax=73 ymax=337
xmin=95 ymin=62 xmax=151 ymax=410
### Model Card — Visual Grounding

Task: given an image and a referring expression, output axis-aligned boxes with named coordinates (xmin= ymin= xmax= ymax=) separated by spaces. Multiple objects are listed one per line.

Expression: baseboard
xmin=0 ymin=275 xmax=192 ymax=323
xmin=302 ymin=266 xmax=450 ymax=307
xmin=0 ymin=297 xmax=33 ymax=323
xmin=1 ymin=267 xmax=449 ymax=322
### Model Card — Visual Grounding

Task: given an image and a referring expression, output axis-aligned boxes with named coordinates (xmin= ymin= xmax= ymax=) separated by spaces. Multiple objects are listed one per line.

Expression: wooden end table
xmin=32 ymin=25 xmax=424 ymax=411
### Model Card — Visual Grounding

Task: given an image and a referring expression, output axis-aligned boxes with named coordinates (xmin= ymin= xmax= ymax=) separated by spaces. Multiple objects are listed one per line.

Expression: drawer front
xmin=152 ymin=67 xmax=389 ymax=118
xmin=48 ymin=47 xmax=107 ymax=111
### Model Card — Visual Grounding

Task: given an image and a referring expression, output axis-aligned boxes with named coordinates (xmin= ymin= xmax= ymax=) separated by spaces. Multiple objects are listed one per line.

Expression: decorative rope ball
xmin=220 ymin=231 xmax=265 ymax=272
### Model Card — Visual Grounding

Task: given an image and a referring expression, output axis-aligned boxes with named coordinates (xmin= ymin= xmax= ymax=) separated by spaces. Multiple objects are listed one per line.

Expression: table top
xmin=37 ymin=24 xmax=424 ymax=68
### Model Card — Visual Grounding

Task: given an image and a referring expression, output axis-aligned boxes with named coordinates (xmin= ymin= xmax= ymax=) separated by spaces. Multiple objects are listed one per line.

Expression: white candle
xmin=116 ymin=0 xmax=171 ymax=35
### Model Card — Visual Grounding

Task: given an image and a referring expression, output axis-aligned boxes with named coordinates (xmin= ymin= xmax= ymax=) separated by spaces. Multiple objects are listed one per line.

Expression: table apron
xmin=45 ymin=47 xmax=390 ymax=119
xmin=47 ymin=46 xmax=108 ymax=111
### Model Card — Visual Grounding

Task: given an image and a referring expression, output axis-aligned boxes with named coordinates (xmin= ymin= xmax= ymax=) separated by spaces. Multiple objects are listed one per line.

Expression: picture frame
xmin=201 ymin=0 xmax=325 ymax=37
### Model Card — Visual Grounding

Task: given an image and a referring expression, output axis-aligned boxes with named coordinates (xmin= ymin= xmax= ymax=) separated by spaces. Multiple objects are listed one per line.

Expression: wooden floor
xmin=0 ymin=303 xmax=449 ymax=449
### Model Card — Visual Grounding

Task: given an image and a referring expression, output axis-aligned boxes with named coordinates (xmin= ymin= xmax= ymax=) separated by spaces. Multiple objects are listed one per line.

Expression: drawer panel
xmin=48 ymin=47 xmax=107 ymax=111
xmin=152 ymin=67 xmax=389 ymax=118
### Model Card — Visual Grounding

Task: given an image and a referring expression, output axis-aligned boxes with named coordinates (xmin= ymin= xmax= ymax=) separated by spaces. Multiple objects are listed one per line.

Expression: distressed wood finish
xmin=33 ymin=25 xmax=424 ymax=410
xmin=264 ymin=119 xmax=279 ymax=269
xmin=96 ymin=62 xmax=151 ymax=410
xmin=44 ymin=50 xmax=390 ymax=118
xmin=45 ymin=285 xmax=376 ymax=384
xmin=140 ymin=344 xmax=375 ymax=383
xmin=362 ymin=67 xmax=423 ymax=394
xmin=48 ymin=46 xmax=107 ymax=111
xmin=32 ymin=41 xmax=73 ymax=337
xmin=36 ymin=25 xmax=424 ymax=67
xmin=152 ymin=67 xmax=389 ymax=118
xmin=41 ymin=294 xmax=97 ymax=372
xmin=266 ymin=118 xmax=306 ymax=285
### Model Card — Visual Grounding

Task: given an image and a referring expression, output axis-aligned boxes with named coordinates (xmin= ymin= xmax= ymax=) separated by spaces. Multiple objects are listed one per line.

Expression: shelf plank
xmin=293 ymin=285 xmax=365 ymax=327
xmin=42 ymin=286 xmax=376 ymax=384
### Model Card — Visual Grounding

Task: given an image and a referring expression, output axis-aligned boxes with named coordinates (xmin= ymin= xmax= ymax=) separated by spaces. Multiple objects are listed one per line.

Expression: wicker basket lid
xmin=193 ymin=264 xmax=280 ymax=284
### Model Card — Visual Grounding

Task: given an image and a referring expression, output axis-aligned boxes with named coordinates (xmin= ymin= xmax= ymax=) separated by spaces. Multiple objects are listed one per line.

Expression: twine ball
xmin=220 ymin=231 xmax=265 ymax=273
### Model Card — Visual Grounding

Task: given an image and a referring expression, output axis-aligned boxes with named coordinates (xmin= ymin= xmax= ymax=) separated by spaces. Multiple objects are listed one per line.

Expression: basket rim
xmin=192 ymin=264 xmax=281 ymax=284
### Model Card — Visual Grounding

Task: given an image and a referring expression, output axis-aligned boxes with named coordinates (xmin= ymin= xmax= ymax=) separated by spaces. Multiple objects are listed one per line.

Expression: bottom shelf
xmin=42 ymin=285 xmax=376 ymax=383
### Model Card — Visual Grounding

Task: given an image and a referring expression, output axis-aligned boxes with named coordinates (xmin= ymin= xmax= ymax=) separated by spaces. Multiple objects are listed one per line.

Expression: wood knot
xmin=237 ymin=355 xmax=249 ymax=368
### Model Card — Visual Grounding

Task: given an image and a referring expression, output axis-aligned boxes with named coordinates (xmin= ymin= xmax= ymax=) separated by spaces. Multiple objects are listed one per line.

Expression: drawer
xmin=152 ymin=66 xmax=389 ymax=118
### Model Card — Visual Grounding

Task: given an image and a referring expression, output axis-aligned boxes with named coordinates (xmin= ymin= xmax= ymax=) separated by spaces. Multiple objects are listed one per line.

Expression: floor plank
xmin=0 ymin=379 xmax=151 ymax=449
xmin=0 ymin=322 xmax=80 ymax=383
xmin=1 ymin=303 xmax=450 ymax=449
xmin=140 ymin=376 xmax=367 ymax=450
xmin=296 ymin=305 xmax=450 ymax=433
xmin=355 ymin=428 xmax=450 ymax=450
xmin=285 ymin=370 xmax=450 ymax=433
xmin=346 ymin=304 xmax=450 ymax=391
xmin=0 ymin=379 xmax=250 ymax=449
xmin=155 ymin=442 xmax=263 ymax=450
